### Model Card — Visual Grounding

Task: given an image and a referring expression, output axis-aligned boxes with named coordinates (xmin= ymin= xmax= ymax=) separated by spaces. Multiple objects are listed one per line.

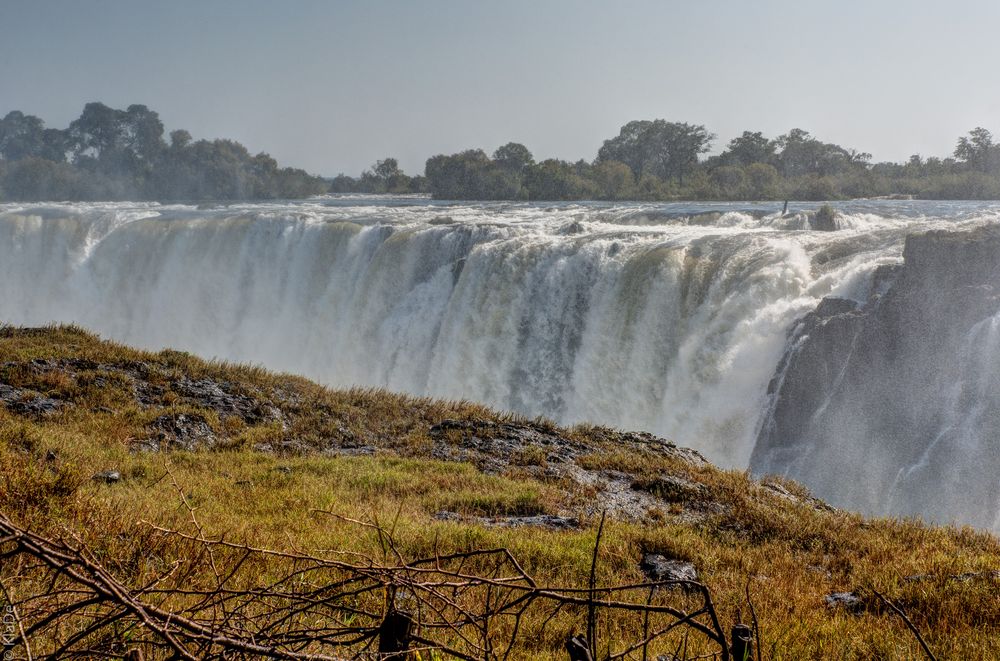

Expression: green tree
xmin=776 ymin=129 xmax=854 ymax=178
xmin=0 ymin=111 xmax=50 ymax=161
xmin=373 ymin=157 xmax=402 ymax=181
xmin=121 ymin=104 xmax=166 ymax=163
xmin=358 ymin=157 xmax=412 ymax=193
xmin=524 ymin=159 xmax=595 ymax=200
xmin=597 ymin=119 xmax=713 ymax=184
xmin=744 ymin=163 xmax=780 ymax=200
xmin=170 ymin=129 xmax=192 ymax=150
xmin=710 ymin=165 xmax=747 ymax=199
xmin=720 ymin=131 xmax=775 ymax=166
xmin=591 ymin=160 xmax=635 ymax=199
xmin=596 ymin=120 xmax=652 ymax=176
xmin=68 ymin=102 xmax=125 ymax=163
xmin=492 ymin=142 xmax=534 ymax=173
xmin=425 ymin=149 xmax=493 ymax=199
xmin=328 ymin=174 xmax=359 ymax=193
xmin=954 ymin=127 xmax=995 ymax=172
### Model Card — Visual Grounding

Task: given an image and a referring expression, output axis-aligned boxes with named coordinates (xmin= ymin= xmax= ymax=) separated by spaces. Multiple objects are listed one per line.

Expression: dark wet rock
xmin=25 ymin=357 xmax=285 ymax=427
xmin=2 ymin=383 xmax=32 ymax=403
xmin=0 ymin=383 xmax=66 ymax=416
xmin=632 ymin=474 xmax=708 ymax=503
xmin=753 ymin=225 xmax=1000 ymax=526
xmin=133 ymin=380 xmax=165 ymax=407
xmin=810 ymin=205 xmax=839 ymax=231
xmin=813 ymin=296 xmax=858 ymax=319
xmin=824 ymin=591 xmax=863 ymax=612
xmin=680 ymin=211 xmax=725 ymax=227
xmin=92 ymin=470 xmax=122 ymax=484
xmin=9 ymin=395 xmax=64 ymax=416
xmin=640 ymin=553 xmax=698 ymax=584
xmin=868 ymin=263 xmax=903 ymax=299
xmin=173 ymin=377 xmax=282 ymax=424
xmin=142 ymin=413 xmax=216 ymax=451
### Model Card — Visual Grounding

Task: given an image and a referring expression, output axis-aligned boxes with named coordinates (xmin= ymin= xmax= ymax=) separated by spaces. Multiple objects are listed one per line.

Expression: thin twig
xmin=745 ymin=575 xmax=761 ymax=661
xmin=871 ymin=589 xmax=938 ymax=661
xmin=587 ymin=511 xmax=606 ymax=661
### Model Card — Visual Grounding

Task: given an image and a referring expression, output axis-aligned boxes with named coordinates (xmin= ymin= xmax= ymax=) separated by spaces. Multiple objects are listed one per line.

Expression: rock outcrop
xmin=751 ymin=225 xmax=1000 ymax=528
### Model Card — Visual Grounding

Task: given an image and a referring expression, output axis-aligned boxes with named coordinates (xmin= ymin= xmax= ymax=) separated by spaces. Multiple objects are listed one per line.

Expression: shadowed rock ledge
xmin=752 ymin=225 xmax=1000 ymax=528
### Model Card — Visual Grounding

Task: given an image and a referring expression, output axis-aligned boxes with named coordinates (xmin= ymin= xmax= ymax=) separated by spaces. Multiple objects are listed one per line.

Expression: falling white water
xmin=1 ymin=197 xmax=997 ymax=469
xmin=884 ymin=311 xmax=1000 ymax=529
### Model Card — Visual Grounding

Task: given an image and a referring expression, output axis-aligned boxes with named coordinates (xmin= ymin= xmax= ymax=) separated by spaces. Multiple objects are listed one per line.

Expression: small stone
xmin=92 ymin=470 xmax=122 ymax=484
xmin=824 ymin=591 xmax=862 ymax=612
xmin=640 ymin=553 xmax=698 ymax=583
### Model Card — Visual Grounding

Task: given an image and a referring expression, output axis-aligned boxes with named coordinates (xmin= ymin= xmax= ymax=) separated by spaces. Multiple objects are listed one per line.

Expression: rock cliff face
xmin=751 ymin=225 xmax=1000 ymax=529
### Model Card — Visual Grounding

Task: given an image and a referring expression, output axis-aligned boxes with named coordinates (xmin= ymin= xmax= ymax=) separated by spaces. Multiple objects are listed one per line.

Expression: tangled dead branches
xmin=0 ymin=507 xmax=741 ymax=661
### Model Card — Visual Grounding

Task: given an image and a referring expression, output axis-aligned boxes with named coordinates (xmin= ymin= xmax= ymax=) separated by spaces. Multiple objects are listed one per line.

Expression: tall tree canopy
xmin=0 ymin=102 xmax=327 ymax=201
xmin=597 ymin=120 xmax=714 ymax=184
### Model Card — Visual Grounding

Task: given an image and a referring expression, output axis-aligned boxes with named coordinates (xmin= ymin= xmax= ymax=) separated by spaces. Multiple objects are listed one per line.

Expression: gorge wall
xmin=752 ymin=226 xmax=1000 ymax=528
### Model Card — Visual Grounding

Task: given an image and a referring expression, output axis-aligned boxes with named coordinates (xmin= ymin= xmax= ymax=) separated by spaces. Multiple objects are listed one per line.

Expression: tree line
xmin=0 ymin=103 xmax=328 ymax=201
xmin=5 ymin=103 xmax=1000 ymax=202
xmin=344 ymin=122 xmax=1000 ymax=201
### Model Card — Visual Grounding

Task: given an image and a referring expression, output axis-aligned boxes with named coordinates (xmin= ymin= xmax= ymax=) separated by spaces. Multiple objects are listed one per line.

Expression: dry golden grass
xmin=1 ymin=324 xmax=999 ymax=659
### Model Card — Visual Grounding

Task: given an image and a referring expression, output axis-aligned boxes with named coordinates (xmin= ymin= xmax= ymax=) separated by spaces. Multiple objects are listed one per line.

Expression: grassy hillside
xmin=1 ymin=325 xmax=998 ymax=659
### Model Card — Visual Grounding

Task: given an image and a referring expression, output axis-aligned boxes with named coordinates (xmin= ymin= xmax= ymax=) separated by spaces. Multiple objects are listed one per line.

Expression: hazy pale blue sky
xmin=3 ymin=0 xmax=1000 ymax=176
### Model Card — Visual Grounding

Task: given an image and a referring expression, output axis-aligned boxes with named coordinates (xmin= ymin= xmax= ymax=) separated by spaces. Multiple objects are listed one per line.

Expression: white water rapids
xmin=1 ymin=197 xmax=998 ymax=472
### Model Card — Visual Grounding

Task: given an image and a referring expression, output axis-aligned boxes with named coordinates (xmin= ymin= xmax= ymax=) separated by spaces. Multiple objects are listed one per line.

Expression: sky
xmin=3 ymin=0 xmax=1000 ymax=177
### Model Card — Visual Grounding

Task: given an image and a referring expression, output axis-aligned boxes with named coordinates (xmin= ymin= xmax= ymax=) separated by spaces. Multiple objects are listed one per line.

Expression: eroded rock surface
xmin=0 ymin=383 xmax=65 ymax=416
xmin=753 ymin=225 xmax=1000 ymax=526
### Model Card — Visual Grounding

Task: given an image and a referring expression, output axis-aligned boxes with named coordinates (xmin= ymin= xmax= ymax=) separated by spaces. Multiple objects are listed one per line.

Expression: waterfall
xmin=0 ymin=199 xmax=992 ymax=472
